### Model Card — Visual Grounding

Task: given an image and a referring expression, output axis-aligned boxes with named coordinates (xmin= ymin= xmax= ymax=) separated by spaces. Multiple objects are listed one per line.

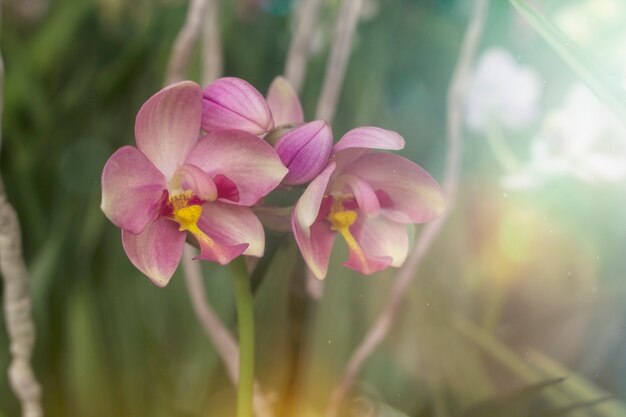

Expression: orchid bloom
xmin=101 ymin=81 xmax=288 ymax=286
xmin=292 ymin=128 xmax=445 ymax=279
xmin=202 ymin=76 xmax=332 ymax=185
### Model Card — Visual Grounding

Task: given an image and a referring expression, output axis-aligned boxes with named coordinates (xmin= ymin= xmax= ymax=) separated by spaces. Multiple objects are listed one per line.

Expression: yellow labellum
xmin=170 ymin=193 xmax=216 ymax=251
xmin=328 ymin=199 xmax=366 ymax=262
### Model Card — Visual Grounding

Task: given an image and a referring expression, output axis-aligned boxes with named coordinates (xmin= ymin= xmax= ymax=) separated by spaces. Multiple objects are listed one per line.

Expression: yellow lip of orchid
xmin=327 ymin=197 xmax=367 ymax=264
xmin=169 ymin=191 xmax=220 ymax=255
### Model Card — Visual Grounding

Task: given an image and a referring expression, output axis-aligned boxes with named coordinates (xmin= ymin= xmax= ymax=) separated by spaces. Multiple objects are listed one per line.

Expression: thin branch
xmin=324 ymin=1 xmax=490 ymax=415
xmin=165 ymin=0 xmax=210 ymax=85
xmin=284 ymin=0 xmax=325 ymax=93
xmin=183 ymin=246 xmax=239 ymax=381
xmin=201 ymin=0 xmax=223 ymax=86
xmin=0 ymin=3 xmax=44 ymax=416
xmin=315 ymin=0 xmax=363 ymax=121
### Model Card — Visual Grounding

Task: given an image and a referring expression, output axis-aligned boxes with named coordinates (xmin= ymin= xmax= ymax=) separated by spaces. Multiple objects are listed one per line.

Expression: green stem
xmin=231 ymin=257 xmax=255 ymax=417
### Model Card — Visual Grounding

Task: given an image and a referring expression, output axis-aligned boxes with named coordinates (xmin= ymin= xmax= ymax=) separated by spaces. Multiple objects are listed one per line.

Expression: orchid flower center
xmin=327 ymin=197 xmax=366 ymax=261
xmin=168 ymin=190 xmax=217 ymax=250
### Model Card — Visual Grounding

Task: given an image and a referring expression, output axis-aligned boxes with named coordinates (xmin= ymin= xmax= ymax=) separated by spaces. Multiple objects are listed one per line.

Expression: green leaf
xmin=509 ymin=0 xmax=626 ymax=122
xmin=527 ymin=350 xmax=626 ymax=417
xmin=534 ymin=397 xmax=612 ymax=417
xmin=454 ymin=316 xmax=626 ymax=417
xmin=458 ymin=378 xmax=565 ymax=417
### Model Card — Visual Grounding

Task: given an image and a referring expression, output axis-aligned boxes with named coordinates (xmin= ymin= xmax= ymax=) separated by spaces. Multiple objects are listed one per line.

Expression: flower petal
xmin=202 ymin=77 xmax=273 ymax=135
xmin=101 ymin=146 xmax=167 ymax=234
xmin=213 ymin=174 xmax=240 ymax=202
xmin=342 ymin=248 xmax=391 ymax=276
xmin=292 ymin=217 xmax=336 ymax=280
xmin=122 ymin=217 xmax=185 ymax=287
xmin=293 ymin=162 xmax=336 ymax=231
xmin=330 ymin=173 xmax=380 ymax=216
xmin=171 ymin=163 xmax=217 ymax=201
xmin=351 ymin=215 xmax=409 ymax=268
xmin=135 ymin=81 xmax=202 ymax=179
xmin=186 ymin=130 xmax=288 ymax=206
xmin=333 ymin=127 xmax=405 ymax=153
xmin=266 ymin=76 xmax=304 ymax=126
xmin=275 ymin=120 xmax=333 ymax=185
xmin=345 ymin=153 xmax=445 ymax=224
xmin=197 ymin=202 xmax=265 ymax=258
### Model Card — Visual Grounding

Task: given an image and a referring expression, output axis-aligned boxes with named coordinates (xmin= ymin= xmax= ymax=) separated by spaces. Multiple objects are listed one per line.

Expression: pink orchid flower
xmin=292 ymin=127 xmax=445 ymax=279
xmin=202 ymin=76 xmax=332 ymax=185
xmin=101 ymin=81 xmax=288 ymax=286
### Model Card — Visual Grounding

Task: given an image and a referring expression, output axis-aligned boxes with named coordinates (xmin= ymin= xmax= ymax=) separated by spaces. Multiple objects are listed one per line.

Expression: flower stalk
xmin=231 ymin=256 xmax=255 ymax=417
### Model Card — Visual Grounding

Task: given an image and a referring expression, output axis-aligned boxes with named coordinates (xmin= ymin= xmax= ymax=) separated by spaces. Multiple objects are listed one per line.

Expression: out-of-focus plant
xmin=465 ymin=47 xmax=542 ymax=133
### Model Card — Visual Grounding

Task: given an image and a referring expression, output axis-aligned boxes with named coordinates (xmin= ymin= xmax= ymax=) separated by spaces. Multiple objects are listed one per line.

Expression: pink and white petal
xmin=275 ymin=120 xmax=333 ymax=185
xmin=186 ymin=130 xmax=287 ymax=206
xmin=197 ymin=202 xmax=265 ymax=258
xmin=293 ymin=162 xmax=336 ymax=232
xmin=345 ymin=153 xmax=445 ymax=224
xmin=342 ymin=249 xmax=392 ymax=276
xmin=330 ymin=173 xmax=380 ymax=216
xmin=122 ymin=217 xmax=185 ymax=287
xmin=135 ymin=81 xmax=202 ymax=179
xmin=351 ymin=215 xmax=409 ymax=267
xmin=101 ymin=146 xmax=167 ymax=234
xmin=333 ymin=127 xmax=405 ymax=154
xmin=331 ymin=148 xmax=370 ymax=179
xmin=193 ymin=237 xmax=248 ymax=265
xmin=171 ymin=163 xmax=217 ymax=201
xmin=292 ymin=217 xmax=336 ymax=280
xmin=266 ymin=76 xmax=304 ymax=126
xmin=202 ymin=77 xmax=273 ymax=135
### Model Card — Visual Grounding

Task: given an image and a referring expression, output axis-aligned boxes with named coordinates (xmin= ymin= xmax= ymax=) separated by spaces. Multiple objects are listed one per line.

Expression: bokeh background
xmin=2 ymin=0 xmax=626 ymax=416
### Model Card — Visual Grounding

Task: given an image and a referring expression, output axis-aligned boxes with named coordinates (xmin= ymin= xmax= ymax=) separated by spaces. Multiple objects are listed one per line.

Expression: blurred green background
xmin=2 ymin=0 xmax=626 ymax=416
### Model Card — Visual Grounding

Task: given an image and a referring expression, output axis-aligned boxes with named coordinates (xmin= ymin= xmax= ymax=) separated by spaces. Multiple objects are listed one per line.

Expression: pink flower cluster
xmin=101 ymin=77 xmax=445 ymax=284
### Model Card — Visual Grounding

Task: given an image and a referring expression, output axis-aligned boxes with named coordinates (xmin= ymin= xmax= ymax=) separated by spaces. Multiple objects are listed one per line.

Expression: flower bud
xmin=272 ymin=120 xmax=333 ymax=185
xmin=266 ymin=76 xmax=304 ymax=126
xmin=202 ymin=77 xmax=273 ymax=135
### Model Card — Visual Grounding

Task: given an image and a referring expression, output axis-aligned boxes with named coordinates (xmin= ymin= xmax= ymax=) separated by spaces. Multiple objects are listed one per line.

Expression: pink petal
xmin=351 ymin=215 xmax=409 ymax=268
xmin=292 ymin=217 xmax=336 ymax=280
xmin=293 ymin=162 xmax=336 ymax=231
xmin=333 ymin=127 xmax=405 ymax=153
xmin=186 ymin=130 xmax=288 ymax=206
xmin=345 ymin=153 xmax=445 ymax=224
xmin=197 ymin=202 xmax=265 ymax=259
xmin=342 ymin=250 xmax=391 ymax=276
xmin=101 ymin=146 xmax=167 ymax=234
xmin=332 ymin=148 xmax=370 ymax=176
xmin=330 ymin=173 xmax=380 ymax=216
xmin=275 ymin=120 xmax=333 ymax=185
xmin=122 ymin=217 xmax=186 ymax=287
xmin=171 ymin=163 xmax=217 ymax=201
xmin=202 ymin=77 xmax=273 ymax=135
xmin=213 ymin=174 xmax=240 ymax=202
xmin=266 ymin=76 xmax=304 ymax=126
xmin=135 ymin=81 xmax=202 ymax=179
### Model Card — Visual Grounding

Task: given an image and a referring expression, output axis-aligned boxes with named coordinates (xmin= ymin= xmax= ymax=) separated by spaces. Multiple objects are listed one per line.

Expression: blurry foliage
xmin=1 ymin=0 xmax=626 ymax=416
